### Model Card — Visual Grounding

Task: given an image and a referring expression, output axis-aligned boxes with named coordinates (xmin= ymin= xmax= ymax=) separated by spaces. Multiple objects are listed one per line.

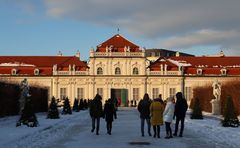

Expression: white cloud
xmin=43 ymin=0 xmax=240 ymax=53
xmin=160 ymin=29 xmax=239 ymax=49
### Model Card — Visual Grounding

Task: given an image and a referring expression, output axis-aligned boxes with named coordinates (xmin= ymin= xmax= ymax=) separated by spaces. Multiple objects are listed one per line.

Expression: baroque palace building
xmin=1 ymin=34 xmax=240 ymax=106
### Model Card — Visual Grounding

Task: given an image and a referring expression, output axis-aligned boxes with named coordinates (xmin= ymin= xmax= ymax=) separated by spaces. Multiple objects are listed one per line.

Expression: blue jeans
xmin=141 ymin=118 xmax=151 ymax=136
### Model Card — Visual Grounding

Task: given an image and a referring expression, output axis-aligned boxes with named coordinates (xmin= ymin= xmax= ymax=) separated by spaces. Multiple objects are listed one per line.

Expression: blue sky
xmin=1 ymin=0 xmax=240 ymax=61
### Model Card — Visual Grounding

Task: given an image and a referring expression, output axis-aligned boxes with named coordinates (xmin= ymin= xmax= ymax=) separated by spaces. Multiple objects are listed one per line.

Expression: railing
xmin=167 ymin=71 xmax=179 ymax=75
xmin=75 ymin=71 xmax=88 ymax=75
xmin=90 ymin=52 xmax=145 ymax=57
xmin=57 ymin=71 xmax=69 ymax=75
xmin=54 ymin=71 xmax=87 ymax=75
xmin=149 ymin=71 xmax=180 ymax=75
xmin=149 ymin=71 xmax=162 ymax=75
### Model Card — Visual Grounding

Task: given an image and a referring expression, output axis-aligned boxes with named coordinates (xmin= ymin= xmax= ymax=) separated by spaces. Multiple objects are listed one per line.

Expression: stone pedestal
xmin=210 ymin=99 xmax=221 ymax=115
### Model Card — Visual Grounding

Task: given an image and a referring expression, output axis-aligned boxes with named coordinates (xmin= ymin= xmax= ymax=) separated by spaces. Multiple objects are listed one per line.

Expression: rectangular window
xmin=152 ymin=88 xmax=159 ymax=99
xmin=77 ymin=88 xmax=84 ymax=99
xmin=184 ymin=87 xmax=192 ymax=101
xmin=169 ymin=88 xmax=176 ymax=98
xmin=97 ymin=88 xmax=103 ymax=98
xmin=133 ymin=88 xmax=139 ymax=101
xmin=60 ymin=88 xmax=67 ymax=99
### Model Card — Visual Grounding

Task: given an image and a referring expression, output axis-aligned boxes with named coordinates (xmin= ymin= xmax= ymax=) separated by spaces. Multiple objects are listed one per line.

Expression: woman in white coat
xmin=163 ymin=96 xmax=175 ymax=139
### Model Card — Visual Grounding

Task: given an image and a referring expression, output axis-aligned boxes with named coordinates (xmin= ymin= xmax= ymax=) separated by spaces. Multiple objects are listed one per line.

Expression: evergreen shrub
xmin=47 ymin=96 xmax=60 ymax=119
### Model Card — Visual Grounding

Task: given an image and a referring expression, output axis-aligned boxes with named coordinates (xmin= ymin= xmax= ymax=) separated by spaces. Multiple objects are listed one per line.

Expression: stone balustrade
xmin=90 ymin=51 xmax=145 ymax=57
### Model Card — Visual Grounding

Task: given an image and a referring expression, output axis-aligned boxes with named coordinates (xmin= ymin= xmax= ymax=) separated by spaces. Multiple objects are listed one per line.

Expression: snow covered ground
xmin=0 ymin=108 xmax=239 ymax=148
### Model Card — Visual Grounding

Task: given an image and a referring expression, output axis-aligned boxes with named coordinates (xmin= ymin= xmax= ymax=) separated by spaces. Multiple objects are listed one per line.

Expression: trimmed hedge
xmin=191 ymin=85 xmax=213 ymax=113
xmin=191 ymin=80 xmax=240 ymax=115
xmin=0 ymin=81 xmax=48 ymax=117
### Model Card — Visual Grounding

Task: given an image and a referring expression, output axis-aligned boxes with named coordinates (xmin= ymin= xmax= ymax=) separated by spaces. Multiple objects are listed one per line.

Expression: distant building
xmin=0 ymin=34 xmax=240 ymax=106
xmin=145 ymin=48 xmax=194 ymax=62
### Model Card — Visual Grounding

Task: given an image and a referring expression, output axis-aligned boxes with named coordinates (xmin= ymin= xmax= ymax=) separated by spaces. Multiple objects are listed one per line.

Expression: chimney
xmin=176 ymin=51 xmax=180 ymax=57
xmin=76 ymin=50 xmax=80 ymax=59
xmin=160 ymin=64 xmax=163 ymax=71
xmin=219 ymin=50 xmax=225 ymax=57
xmin=164 ymin=64 xmax=168 ymax=71
xmin=57 ymin=51 xmax=63 ymax=56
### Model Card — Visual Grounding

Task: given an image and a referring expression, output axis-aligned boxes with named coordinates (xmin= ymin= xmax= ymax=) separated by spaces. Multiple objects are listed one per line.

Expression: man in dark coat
xmin=137 ymin=93 xmax=152 ymax=137
xmin=173 ymin=92 xmax=188 ymax=137
xmin=89 ymin=94 xmax=103 ymax=135
xmin=104 ymin=98 xmax=117 ymax=135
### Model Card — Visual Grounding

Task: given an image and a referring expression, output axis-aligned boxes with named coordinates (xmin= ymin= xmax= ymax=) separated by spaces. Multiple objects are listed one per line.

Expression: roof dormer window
xmin=11 ymin=69 xmax=17 ymax=75
xmin=197 ymin=69 xmax=202 ymax=75
xmin=34 ymin=69 xmax=39 ymax=75
xmin=220 ymin=69 xmax=227 ymax=76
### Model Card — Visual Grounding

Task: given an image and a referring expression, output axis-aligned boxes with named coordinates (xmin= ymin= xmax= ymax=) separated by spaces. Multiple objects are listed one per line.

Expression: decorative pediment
xmin=96 ymin=62 xmax=105 ymax=67
xmin=132 ymin=62 xmax=138 ymax=67
xmin=114 ymin=61 xmax=121 ymax=67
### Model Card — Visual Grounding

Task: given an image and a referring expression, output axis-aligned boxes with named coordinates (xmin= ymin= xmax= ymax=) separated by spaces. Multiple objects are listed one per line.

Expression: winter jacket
xmin=104 ymin=102 xmax=117 ymax=122
xmin=163 ymin=102 xmax=175 ymax=123
xmin=174 ymin=97 xmax=188 ymax=119
xmin=150 ymin=99 xmax=164 ymax=126
xmin=138 ymin=98 xmax=151 ymax=119
xmin=89 ymin=98 xmax=103 ymax=118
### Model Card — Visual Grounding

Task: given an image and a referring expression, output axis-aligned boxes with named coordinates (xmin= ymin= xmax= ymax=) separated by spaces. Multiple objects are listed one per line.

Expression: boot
xmin=157 ymin=126 xmax=160 ymax=138
xmin=153 ymin=126 xmax=156 ymax=138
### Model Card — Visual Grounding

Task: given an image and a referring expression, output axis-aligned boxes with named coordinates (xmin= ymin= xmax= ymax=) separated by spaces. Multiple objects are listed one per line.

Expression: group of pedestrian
xmin=89 ymin=92 xmax=188 ymax=138
xmin=138 ymin=92 xmax=188 ymax=139
xmin=89 ymin=94 xmax=117 ymax=135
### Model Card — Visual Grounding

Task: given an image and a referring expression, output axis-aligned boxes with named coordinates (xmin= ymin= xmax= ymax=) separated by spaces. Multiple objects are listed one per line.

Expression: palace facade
xmin=1 ymin=34 xmax=240 ymax=106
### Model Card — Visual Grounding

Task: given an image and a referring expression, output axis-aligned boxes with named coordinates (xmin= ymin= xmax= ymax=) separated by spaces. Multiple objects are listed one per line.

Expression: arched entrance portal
xmin=111 ymin=89 xmax=128 ymax=107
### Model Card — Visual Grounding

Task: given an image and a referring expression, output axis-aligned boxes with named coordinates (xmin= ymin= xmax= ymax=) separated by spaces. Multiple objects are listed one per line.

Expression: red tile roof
xmin=96 ymin=34 xmax=140 ymax=52
xmin=149 ymin=57 xmax=178 ymax=71
xmin=169 ymin=56 xmax=240 ymax=68
xmin=150 ymin=56 xmax=240 ymax=75
xmin=0 ymin=56 xmax=88 ymax=75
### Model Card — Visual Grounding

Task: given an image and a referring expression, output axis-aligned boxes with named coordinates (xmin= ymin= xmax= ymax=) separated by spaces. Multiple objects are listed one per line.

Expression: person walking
xmin=89 ymin=94 xmax=104 ymax=135
xmin=137 ymin=93 xmax=152 ymax=137
xmin=103 ymin=98 xmax=117 ymax=135
xmin=163 ymin=96 xmax=175 ymax=139
xmin=150 ymin=96 xmax=164 ymax=138
xmin=173 ymin=92 xmax=188 ymax=137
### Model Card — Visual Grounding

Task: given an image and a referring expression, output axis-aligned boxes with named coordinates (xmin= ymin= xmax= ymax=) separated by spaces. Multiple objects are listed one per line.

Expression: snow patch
xmin=168 ymin=59 xmax=192 ymax=67
xmin=0 ymin=108 xmax=239 ymax=148
xmin=0 ymin=62 xmax=35 ymax=67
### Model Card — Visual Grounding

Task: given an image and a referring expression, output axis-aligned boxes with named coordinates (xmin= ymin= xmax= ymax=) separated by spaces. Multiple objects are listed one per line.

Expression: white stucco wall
xmin=1 ymin=51 xmax=240 ymax=107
